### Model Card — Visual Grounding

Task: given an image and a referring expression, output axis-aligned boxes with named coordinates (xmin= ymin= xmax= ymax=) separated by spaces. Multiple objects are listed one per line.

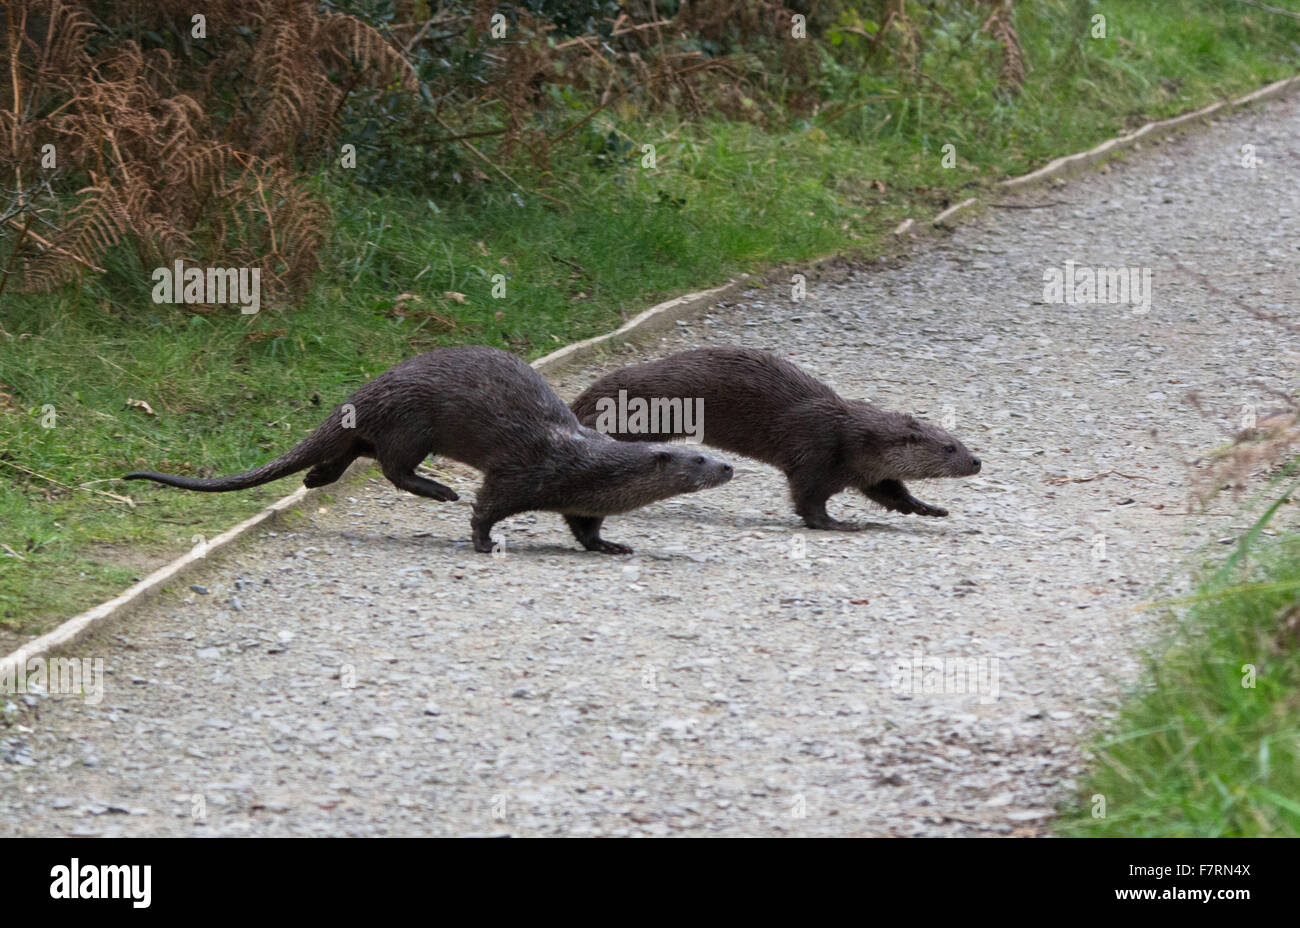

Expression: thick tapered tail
xmin=124 ymin=414 xmax=349 ymax=492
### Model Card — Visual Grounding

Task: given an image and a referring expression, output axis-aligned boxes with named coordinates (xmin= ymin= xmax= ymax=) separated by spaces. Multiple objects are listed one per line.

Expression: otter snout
xmin=699 ymin=455 xmax=734 ymax=489
xmin=940 ymin=440 xmax=981 ymax=477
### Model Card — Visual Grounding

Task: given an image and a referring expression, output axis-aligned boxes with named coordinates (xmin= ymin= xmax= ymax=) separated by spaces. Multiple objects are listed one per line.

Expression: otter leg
xmin=564 ymin=515 xmax=633 ymax=555
xmin=303 ymin=450 xmax=360 ymax=488
xmin=376 ymin=440 xmax=459 ymax=502
xmin=861 ymin=479 xmax=948 ymax=517
xmin=470 ymin=482 xmax=525 ymax=553
xmin=470 ymin=515 xmax=500 ymax=554
xmin=471 ymin=506 xmax=523 ymax=554
xmin=788 ymin=470 xmax=859 ymax=531
xmin=381 ymin=464 xmax=458 ymax=501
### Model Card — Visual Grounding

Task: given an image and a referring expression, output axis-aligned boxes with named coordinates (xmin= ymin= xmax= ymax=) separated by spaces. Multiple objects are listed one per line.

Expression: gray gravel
xmin=3 ymin=95 xmax=1298 ymax=836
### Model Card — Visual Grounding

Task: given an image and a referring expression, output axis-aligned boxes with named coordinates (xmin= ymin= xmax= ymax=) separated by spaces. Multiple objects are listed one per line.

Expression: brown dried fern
xmin=981 ymin=0 xmax=1027 ymax=93
xmin=0 ymin=0 xmax=415 ymax=301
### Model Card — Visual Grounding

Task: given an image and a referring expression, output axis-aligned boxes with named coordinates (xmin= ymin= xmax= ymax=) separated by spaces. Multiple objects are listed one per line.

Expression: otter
xmin=570 ymin=347 xmax=980 ymax=531
xmin=125 ymin=346 xmax=734 ymax=554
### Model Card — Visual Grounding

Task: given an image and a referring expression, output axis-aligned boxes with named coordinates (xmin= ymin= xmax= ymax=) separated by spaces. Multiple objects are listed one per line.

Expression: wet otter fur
xmin=570 ymin=347 xmax=981 ymax=530
xmin=125 ymin=346 xmax=734 ymax=554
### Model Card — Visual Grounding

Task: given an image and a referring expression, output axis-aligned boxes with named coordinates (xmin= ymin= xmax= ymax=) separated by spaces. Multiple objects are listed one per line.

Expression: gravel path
xmin=3 ymin=96 xmax=1298 ymax=837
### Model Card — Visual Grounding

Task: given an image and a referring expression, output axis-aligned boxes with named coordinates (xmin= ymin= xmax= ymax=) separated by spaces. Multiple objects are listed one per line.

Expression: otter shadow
xmin=353 ymin=529 xmax=716 ymax=559
xmin=637 ymin=505 xmax=933 ymax=535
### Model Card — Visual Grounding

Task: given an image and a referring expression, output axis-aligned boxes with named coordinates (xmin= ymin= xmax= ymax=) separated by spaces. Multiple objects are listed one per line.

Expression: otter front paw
xmin=906 ymin=498 xmax=948 ymax=517
xmin=804 ymin=516 xmax=863 ymax=532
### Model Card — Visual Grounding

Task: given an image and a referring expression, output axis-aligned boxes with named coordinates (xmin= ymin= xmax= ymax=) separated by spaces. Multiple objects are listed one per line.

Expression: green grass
xmin=1057 ymin=488 xmax=1300 ymax=837
xmin=2 ymin=0 xmax=1300 ymax=635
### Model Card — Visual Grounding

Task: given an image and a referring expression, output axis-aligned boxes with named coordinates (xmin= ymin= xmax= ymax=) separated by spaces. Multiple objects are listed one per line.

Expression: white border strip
xmin=531 ymin=278 xmax=749 ymax=374
xmin=1001 ymin=75 xmax=1300 ymax=192
xmin=5 ymin=73 xmax=1297 ymax=672
xmin=932 ymin=198 xmax=978 ymax=228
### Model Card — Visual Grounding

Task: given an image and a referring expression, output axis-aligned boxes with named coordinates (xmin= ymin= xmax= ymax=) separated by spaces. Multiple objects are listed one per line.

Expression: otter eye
xmin=944 ymin=444 xmax=956 ymax=453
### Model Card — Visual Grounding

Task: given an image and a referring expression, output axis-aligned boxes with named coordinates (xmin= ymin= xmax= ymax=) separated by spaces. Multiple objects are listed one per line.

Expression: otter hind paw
xmin=592 ymin=539 xmax=634 ymax=555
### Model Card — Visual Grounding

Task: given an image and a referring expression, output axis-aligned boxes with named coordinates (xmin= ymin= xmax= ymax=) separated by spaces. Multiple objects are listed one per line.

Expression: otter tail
xmin=124 ymin=413 xmax=350 ymax=492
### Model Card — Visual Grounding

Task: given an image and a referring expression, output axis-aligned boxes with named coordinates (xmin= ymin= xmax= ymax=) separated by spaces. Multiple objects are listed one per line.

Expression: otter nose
xmin=721 ymin=463 xmax=733 ymax=475
xmin=971 ymin=457 xmax=982 ymax=473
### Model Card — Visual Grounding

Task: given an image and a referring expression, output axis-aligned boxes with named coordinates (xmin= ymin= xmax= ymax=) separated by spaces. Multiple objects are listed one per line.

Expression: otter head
xmin=647 ymin=445 xmax=734 ymax=496
xmin=875 ymin=413 xmax=982 ymax=480
xmin=563 ymin=443 xmax=734 ymax=517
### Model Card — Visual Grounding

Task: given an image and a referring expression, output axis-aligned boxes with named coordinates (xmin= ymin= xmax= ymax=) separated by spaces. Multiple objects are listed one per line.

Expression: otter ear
xmin=653 ymin=450 xmax=672 ymax=467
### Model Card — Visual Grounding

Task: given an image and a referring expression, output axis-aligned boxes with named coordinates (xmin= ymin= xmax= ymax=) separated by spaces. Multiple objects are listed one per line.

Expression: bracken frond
xmin=982 ymin=0 xmax=1027 ymax=93
xmin=1 ymin=0 xmax=412 ymax=300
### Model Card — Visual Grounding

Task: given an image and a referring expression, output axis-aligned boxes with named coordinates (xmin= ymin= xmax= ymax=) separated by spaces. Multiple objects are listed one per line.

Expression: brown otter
xmin=125 ymin=346 xmax=733 ymax=554
xmin=570 ymin=347 xmax=980 ymax=530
